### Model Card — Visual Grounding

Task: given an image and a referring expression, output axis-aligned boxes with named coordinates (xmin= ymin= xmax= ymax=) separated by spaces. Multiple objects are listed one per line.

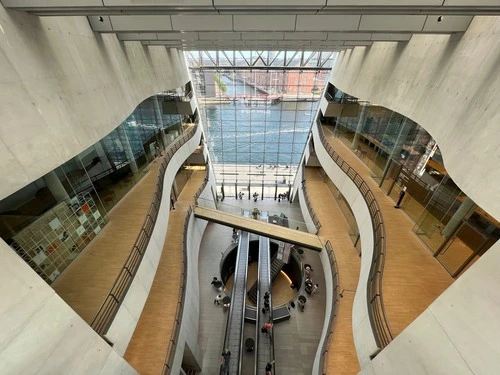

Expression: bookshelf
xmin=10 ymin=192 xmax=107 ymax=284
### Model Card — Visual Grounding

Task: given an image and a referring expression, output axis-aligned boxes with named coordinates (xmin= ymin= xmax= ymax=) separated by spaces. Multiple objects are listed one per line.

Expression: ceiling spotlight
xmin=437 ymin=16 xmax=444 ymax=23
xmin=98 ymin=16 xmax=104 ymax=22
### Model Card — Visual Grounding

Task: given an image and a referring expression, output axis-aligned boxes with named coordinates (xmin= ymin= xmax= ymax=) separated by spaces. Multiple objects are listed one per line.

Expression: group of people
xmin=304 ymin=265 xmax=319 ymax=295
xmin=261 ymin=291 xmax=270 ymax=314
xmin=221 ymin=349 xmax=274 ymax=375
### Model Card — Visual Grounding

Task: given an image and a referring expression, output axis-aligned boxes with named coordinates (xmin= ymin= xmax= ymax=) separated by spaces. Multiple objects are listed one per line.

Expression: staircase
xmin=247 ymin=254 xmax=285 ymax=304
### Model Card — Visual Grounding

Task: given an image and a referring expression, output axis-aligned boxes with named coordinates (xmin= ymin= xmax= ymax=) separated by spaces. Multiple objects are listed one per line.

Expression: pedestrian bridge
xmin=193 ymin=206 xmax=323 ymax=251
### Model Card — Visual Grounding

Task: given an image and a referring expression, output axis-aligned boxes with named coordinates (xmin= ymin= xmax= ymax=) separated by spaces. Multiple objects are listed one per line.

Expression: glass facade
xmin=190 ymin=62 xmax=329 ymax=199
xmin=322 ymin=84 xmax=499 ymax=278
xmin=0 ymin=94 xmax=184 ymax=284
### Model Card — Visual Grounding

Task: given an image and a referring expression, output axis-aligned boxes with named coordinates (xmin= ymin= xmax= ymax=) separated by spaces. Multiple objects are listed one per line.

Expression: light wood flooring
xmin=52 ymin=161 xmax=161 ymax=323
xmin=305 ymin=167 xmax=361 ymax=375
xmin=124 ymin=170 xmax=206 ymax=375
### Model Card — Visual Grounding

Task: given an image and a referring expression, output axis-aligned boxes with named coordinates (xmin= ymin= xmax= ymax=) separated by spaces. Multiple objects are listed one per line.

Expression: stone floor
xmin=197 ymin=198 xmax=326 ymax=374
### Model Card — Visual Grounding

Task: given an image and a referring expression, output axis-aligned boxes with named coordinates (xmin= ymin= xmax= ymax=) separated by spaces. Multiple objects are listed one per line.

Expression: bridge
xmin=193 ymin=205 xmax=323 ymax=251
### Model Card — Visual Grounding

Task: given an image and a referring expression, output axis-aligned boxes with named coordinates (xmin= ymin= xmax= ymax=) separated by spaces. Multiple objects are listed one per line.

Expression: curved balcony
xmin=89 ymin=124 xmax=202 ymax=353
xmin=311 ymin=119 xmax=392 ymax=365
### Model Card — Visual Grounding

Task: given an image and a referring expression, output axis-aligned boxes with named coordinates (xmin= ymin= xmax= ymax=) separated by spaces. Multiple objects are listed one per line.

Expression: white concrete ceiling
xmin=2 ymin=1 xmax=497 ymax=51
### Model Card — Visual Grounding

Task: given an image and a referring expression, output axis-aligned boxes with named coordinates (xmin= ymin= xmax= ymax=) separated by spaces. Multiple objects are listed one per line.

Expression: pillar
xmin=116 ymin=126 xmax=139 ymax=174
xmin=379 ymin=118 xmax=414 ymax=184
xmin=351 ymin=103 xmax=369 ymax=150
xmin=441 ymin=197 xmax=477 ymax=238
xmin=42 ymin=170 xmax=69 ymax=202
xmin=153 ymin=96 xmax=167 ymax=150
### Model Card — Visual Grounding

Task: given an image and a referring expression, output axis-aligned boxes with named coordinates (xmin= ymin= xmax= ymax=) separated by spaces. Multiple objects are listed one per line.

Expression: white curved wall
xmin=330 ymin=16 xmax=500 ymax=220
xmin=106 ymin=125 xmax=203 ymax=355
xmin=0 ymin=4 xmax=189 ymax=200
xmin=311 ymin=123 xmax=378 ymax=367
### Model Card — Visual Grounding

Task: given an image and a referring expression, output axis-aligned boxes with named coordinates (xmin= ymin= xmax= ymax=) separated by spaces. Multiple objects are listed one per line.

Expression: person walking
xmin=214 ymin=294 xmax=222 ymax=305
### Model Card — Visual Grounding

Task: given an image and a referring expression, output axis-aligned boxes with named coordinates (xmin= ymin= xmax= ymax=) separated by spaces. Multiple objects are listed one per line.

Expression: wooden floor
xmin=124 ymin=170 xmax=206 ymax=375
xmin=305 ymin=167 xmax=361 ymax=375
xmin=193 ymin=206 xmax=324 ymax=250
xmin=52 ymin=161 xmax=161 ymax=323
xmin=321 ymin=126 xmax=453 ymax=337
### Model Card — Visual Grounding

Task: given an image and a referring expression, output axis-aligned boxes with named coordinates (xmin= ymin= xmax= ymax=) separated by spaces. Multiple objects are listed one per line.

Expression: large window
xmin=190 ymin=61 xmax=330 ymax=196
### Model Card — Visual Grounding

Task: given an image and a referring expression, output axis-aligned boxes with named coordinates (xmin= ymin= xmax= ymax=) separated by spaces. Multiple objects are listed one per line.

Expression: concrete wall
xmin=0 ymin=4 xmax=190 ymax=201
xmin=106 ymin=125 xmax=203 ymax=355
xmin=312 ymin=246 xmax=335 ymax=375
xmin=311 ymin=123 xmax=378 ymax=366
xmin=171 ymin=160 xmax=217 ymax=373
xmin=0 ymin=239 xmax=137 ymax=375
xmin=296 ymin=165 xmax=318 ymax=235
xmin=359 ymin=241 xmax=500 ymax=375
xmin=330 ymin=16 xmax=500 ymax=220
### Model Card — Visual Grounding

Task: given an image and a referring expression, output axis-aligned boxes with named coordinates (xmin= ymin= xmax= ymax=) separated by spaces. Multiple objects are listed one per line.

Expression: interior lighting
xmin=280 ymin=270 xmax=293 ymax=286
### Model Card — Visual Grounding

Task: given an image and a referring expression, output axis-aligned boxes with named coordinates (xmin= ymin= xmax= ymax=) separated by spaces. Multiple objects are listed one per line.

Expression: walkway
xmin=194 ymin=206 xmax=323 ymax=250
xmin=321 ymin=125 xmax=453 ymax=335
xmin=124 ymin=170 xmax=205 ymax=375
xmin=52 ymin=161 xmax=161 ymax=323
xmin=305 ymin=167 xmax=361 ymax=374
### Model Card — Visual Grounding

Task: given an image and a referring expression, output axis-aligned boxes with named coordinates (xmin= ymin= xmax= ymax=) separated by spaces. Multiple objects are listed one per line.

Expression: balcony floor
xmin=124 ymin=170 xmax=206 ymax=375
xmin=52 ymin=161 xmax=161 ymax=323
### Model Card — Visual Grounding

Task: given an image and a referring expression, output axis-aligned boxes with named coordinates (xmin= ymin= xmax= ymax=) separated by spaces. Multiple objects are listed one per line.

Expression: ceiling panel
xmin=233 ymin=15 xmax=296 ymax=31
xmin=296 ymin=15 xmax=361 ymax=31
xmin=1 ymin=0 xmax=103 ymax=6
xmin=156 ymin=32 xmax=200 ymax=40
xmin=359 ymin=15 xmax=427 ymax=31
xmin=327 ymin=32 xmax=372 ymax=40
xmin=117 ymin=32 xmax=158 ymax=40
xmin=443 ymin=0 xmax=500 ymax=5
xmin=343 ymin=41 xmax=373 ymax=46
xmin=110 ymin=15 xmax=173 ymax=31
xmin=325 ymin=0 xmax=442 ymax=5
xmin=370 ymin=33 xmax=412 ymax=41
xmin=284 ymin=32 xmax=328 ymax=40
xmin=422 ymin=15 xmax=473 ymax=32
xmin=214 ymin=0 xmax=326 ymax=6
xmin=171 ymin=15 xmax=233 ymax=31
xmin=198 ymin=32 xmax=242 ymax=40
xmin=103 ymin=0 xmax=211 ymax=5
xmin=310 ymin=40 xmax=344 ymax=46
xmin=241 ymin=32 xmax=285 ymax=40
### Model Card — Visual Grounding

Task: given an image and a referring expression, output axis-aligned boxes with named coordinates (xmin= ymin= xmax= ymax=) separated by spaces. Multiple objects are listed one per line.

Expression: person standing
xmin=265 ymin=360 xmax=275 ymax=375
xmin=221 ymin=348 xmax=231 ymax=374
xmin=214 ymin=294 xmax=222 ymax=305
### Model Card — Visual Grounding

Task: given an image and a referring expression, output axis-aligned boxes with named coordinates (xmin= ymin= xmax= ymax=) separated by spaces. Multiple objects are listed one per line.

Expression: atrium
xmin=0 ymin=2 xmax=499 ymax=375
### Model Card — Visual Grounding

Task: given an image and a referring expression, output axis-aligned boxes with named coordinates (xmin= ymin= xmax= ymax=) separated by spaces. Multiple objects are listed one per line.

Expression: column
xmin=351 ymin=103 xmax=369 ymax=150
xmin=153 ymin=96 xmax=167 ymax=150
xmin=116 ymin=125 xmax=139 ymax=174
xmin=43 ymin=170 xmax=69 ymax=202
xmin=379 ymin=118 xmax=413 ymax=184
xmin=441 ymin=197 xmax=477 ymax=238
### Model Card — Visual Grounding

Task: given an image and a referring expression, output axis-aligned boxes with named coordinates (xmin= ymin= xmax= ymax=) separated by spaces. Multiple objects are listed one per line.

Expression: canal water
xmin=202 ymin=76 xmax=320 ymax=166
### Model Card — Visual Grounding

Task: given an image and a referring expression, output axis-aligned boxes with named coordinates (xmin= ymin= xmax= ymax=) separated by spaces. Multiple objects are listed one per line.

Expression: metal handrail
xmin=320 ymin=240 xmax=340 ymax=374
xmin=162 ymin=205 xmax=193 ymax=374
xmin=301 ymin=164 xmax=322 ymax=231
xmin=316 ymin=120 xmax=393 ymax=349
xmin=90 ymin=125 xmax=198 ymax=336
